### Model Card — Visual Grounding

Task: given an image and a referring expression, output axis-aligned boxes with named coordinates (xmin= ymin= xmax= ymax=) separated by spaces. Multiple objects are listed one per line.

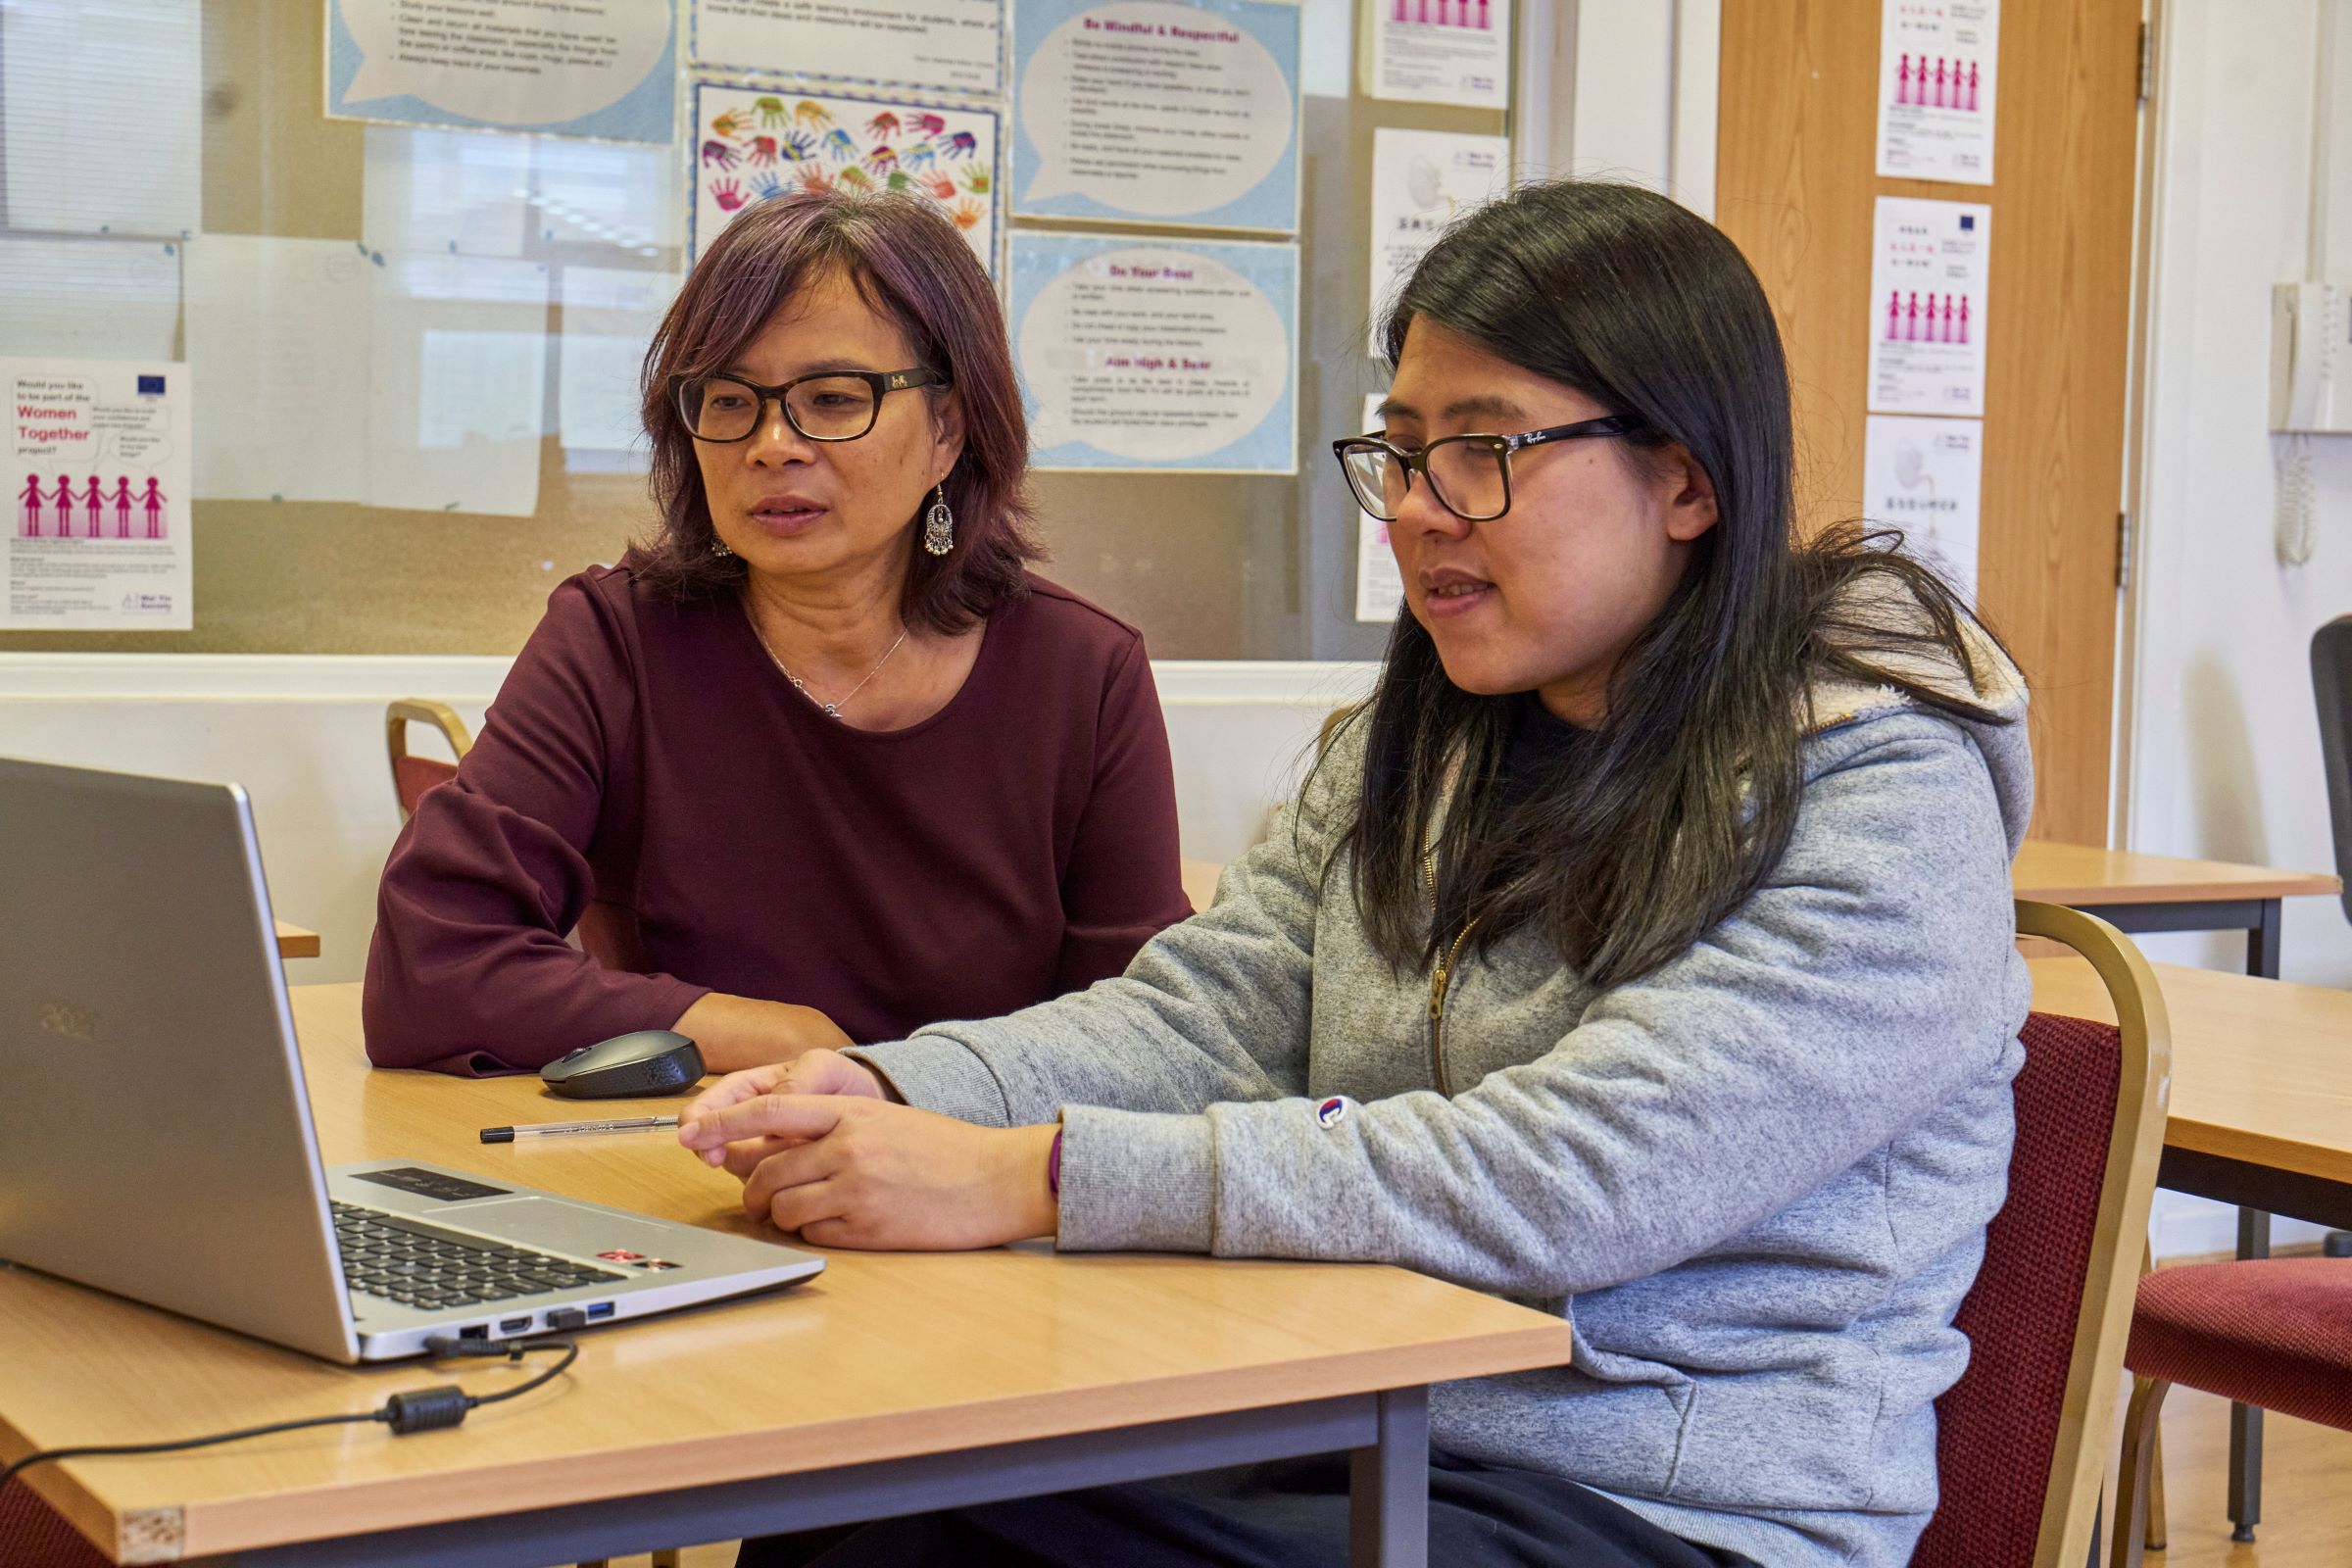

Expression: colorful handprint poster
xmin=4 ymin=356 xmax=193 ymax=629
xmin=691 ymin=0 xmax=1006 ymax=97
xmin=689 ymin=82 xmax=1001 ymax=274
xmin=1011 ymin=0 xmax=1301 ymax=233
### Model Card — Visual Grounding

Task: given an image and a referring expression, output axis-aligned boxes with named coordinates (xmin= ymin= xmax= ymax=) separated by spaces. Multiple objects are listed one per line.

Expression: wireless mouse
xmin=540 ymin=1030 xmax=707 ymax=1100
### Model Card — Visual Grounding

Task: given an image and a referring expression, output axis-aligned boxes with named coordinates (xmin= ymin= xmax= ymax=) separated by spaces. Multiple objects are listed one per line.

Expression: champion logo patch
xmin=1316 ymin=1097 xmax=1349 ymax=1128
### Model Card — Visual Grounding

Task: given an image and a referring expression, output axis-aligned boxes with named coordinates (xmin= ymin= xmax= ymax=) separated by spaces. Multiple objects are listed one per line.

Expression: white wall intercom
xmin=2272 ymin=280 xmax=2352 ymax=431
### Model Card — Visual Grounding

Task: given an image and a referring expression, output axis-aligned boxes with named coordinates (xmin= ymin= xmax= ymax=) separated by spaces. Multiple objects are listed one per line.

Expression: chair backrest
xmin=0 ymin=1477 xmax=113 ymax=1568
xmin=385 ymin=698 xmax=473 ymax=823
xmin=1910 ymin=900 xmax=2172 ymax=1568
xmin=2310 ymin=616 xmax=2352 ymax=923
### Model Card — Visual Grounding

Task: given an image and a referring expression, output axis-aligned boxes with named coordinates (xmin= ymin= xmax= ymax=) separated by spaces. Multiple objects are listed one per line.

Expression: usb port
xmin=585 ymin=1301 xmax=614 ymax=1320
xmin=500 ymin=1315 xmax=533 ymax=1333
xmin=458 ymin=1324 xmax=489 ymax=1342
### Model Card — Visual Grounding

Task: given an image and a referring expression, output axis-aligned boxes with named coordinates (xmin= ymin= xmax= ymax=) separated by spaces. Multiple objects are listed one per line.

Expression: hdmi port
xmin=500 ymin=1315 xmax=534 ymax=1333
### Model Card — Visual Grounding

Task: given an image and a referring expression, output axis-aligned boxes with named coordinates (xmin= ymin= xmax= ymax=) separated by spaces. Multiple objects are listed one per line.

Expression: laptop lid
xmin=0 ymin=757 xmax=361 ymax=1361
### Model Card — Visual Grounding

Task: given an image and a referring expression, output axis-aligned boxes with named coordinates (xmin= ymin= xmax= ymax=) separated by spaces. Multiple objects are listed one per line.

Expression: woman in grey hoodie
xmin=683 ymin=180 xmax=2034 ymax=1568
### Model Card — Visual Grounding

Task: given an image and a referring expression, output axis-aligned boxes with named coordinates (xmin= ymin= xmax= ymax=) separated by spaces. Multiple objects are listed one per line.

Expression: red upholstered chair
xmin=385 ymin=697 xmax=473 ymax=822
xmin=2108 ymin=1260 xmax=2352 ymax=1566
xmin=0 ymin=1482 xmax=111 ymax=1568
xmin=1911 ymin=900 xmax=2173 ymax=1568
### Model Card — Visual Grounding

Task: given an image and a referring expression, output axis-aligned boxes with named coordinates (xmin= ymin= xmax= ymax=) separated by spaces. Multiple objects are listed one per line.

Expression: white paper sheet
xmin=1863 ymin=415 xmax=1983 ymax=607
xmin=1875 ymin=0 xmax=1999 ymax=185
xmin=559 ymin=266 xmax=680 ymax=455
xmin=692 ymin=0 xmax=1004 ymax=95
xmin=533 ymin=136 xmax=686 ymax=255
xmin=185 ymin=237 xmax=552 ymax=515
xmin=0 ymin=237 xmax=183 ymax=364
xmin=1366 ymin=128 xmax=1509 ymax=354
xmin=363 ymin=126 xmax=534 ymax=259
xmin=368 ymin=254 xmax=551 ymax=516
xmin=1367 ymin=0 xmax=1510 ymax=111
xmin=1353 ymin=394 xmax=1402 ymax=621
xmin=184 ymin=237 xmax=373 ymax=504
xmin=1 ymin=0 xmax=202 ymax=238
xmin=6 ymin=356 xmax=194 ymax=628
xmin=1867 ymin=196 xmax=1989 ymax=417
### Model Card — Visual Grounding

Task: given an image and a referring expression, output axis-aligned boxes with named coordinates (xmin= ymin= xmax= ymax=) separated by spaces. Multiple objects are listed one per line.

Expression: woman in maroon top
xmin=364 ymin=192 xmax=1192 ymax=1076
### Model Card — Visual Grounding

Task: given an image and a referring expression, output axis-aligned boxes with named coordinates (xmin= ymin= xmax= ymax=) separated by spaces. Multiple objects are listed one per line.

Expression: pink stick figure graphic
xmin=1966 ymin=62 xmax=1981 ymax=112
xmin=1957 ymin=297 xmax=1971 ymax=345
xmin=1896 ymin=54 xmax=1912 ymax=107
xmin=1886 ymin=293 xmax=1902 ymax=341
xmin=83 ymin=475 xmax=103 ymax=537
xmin=50 ymin=473 xmax=74 ymax=532
xmin=20 ymin=472 xmax=42 ymax=538
xmin=1905 ymin=292 xmax=1921 ymax=341
xmin=141 ymin=476 xmax=166 ymax=539
xmin=1477 ymin=0 xmax=1490 ymax=26
xmin=113 ymin=475 xmax=133 ymax=536
xmin=1417 ymin=0 xmax=1429 ymax=21
xmin=1394 ymin=0 xmax=1407 ymax=17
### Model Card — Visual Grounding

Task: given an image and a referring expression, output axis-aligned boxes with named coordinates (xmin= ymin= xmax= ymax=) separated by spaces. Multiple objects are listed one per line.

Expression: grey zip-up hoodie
xmin=849 ymin=618 xmax=2032 ymax=1568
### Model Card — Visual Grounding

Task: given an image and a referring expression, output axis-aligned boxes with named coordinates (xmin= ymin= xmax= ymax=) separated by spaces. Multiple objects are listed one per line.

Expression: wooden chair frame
xmin=2010 ymin=899 xmax=2173 ymax=1568
xmin=384 ymin=698 xmax=474 ymax=823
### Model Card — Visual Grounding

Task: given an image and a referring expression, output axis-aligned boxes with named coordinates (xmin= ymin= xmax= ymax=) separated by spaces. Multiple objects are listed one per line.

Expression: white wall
xmin=0 ymin=659 xmax=1374 ymax=987
xmin=2128 ymin=0 xmax=2352 ymax=1255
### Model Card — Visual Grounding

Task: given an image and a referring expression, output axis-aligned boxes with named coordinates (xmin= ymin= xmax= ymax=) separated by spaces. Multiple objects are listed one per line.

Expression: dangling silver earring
xmin=710 ymin=535 xmax=734 ymax=559
xmin=922 ymin=484 xmax=955 ymax=557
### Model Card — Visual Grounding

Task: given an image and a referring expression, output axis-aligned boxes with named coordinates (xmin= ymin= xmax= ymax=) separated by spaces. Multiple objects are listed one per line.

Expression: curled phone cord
xmin=2278 ymin=432 xmax=2317 ymax=566
xmin=0 ymin=1337 xmax=577 ymax=1493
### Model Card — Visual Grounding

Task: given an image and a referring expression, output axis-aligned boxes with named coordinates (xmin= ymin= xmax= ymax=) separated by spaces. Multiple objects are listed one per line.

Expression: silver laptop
xmin=0 ymin=757 xmax=823 ymax=1362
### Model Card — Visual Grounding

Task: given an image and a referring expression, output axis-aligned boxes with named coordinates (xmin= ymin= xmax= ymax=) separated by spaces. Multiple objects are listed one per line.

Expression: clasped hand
xmin=676 ymin=1049 xmax=1059 ymax=1250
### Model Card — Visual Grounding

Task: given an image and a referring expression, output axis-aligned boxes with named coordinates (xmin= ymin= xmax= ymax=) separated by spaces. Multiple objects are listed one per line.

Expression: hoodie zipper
xmin=1423 ymin=844 xmax=1477 ymax=1098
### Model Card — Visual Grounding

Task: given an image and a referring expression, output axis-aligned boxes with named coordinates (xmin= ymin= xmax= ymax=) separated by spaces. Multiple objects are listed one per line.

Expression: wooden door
xmin=1714 ymin=0 xmax=2145 ymax=845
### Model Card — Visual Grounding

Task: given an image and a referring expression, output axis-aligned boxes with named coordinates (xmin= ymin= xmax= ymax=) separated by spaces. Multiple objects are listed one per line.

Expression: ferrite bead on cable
xmin=383 ymin=1386 xmax=471 ymax=1434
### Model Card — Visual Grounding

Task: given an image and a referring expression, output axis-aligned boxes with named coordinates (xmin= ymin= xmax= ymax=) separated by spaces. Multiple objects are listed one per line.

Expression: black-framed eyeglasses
xmin=669 ymin=366 xmax=949 ymax=444
xmin=1331 ymin=415 xmax=1643 ymax=522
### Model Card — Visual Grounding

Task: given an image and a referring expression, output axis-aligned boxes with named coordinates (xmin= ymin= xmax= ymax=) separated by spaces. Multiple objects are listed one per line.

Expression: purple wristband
xmin=1048 ymin=1128 xmax=1063 ymax=1197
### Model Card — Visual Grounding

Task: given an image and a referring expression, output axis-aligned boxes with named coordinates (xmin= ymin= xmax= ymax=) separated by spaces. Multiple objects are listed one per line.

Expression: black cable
xmin=0 ymin=1338 xmax=578 ymax=1494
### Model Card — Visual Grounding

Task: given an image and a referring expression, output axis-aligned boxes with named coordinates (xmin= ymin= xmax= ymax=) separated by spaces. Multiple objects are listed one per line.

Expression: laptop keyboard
xmin=331 ymin=1201 xmax=629 ymax=1313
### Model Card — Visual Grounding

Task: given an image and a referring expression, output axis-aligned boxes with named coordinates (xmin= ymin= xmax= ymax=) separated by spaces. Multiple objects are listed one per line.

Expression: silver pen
xmin=479 ymin=1114 xmax=682 ymax=1144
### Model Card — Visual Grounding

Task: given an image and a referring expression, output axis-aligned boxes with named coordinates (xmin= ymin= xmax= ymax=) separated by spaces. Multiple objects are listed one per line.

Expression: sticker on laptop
xmin=597 ymin=1250 xmax=646 ymax=1262
xmin=1316 ymin=1097 xmax=1350 ymax=1128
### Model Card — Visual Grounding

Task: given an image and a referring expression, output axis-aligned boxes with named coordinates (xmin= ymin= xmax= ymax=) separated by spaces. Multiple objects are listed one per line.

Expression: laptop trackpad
xmin=459 ymin=1199 xmax=685 ymax=1258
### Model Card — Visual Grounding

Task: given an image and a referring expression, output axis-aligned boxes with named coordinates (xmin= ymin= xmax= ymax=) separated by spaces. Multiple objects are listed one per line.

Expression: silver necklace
xmin=748 ymin=610 xmax=908 ymax=721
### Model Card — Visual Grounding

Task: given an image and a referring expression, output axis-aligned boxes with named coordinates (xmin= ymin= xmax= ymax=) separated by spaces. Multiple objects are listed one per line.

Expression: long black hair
xmin=1336 ymin=180 xmax=2017 ymax=988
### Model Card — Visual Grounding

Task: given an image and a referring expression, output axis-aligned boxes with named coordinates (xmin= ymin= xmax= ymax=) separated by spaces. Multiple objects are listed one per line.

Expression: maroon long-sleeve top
xmin=364 ymin=562 xmax=1192 ymax=1075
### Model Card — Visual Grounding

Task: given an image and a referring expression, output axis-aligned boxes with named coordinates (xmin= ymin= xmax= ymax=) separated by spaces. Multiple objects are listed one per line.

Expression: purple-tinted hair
xmin=635 ymin=191 xmax=1041 ymax=632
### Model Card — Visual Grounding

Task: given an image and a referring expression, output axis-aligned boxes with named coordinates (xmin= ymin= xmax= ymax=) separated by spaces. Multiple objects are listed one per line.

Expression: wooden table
xmin=2013 ymin=841 xmax=2339 ymax=979
xmin=0 ymin=985 xmax=1573 ymax=1568
xmin=2031 ymin=956 xmax=2352 ymax=1231
xmin=272 ymin=921 xmax=318 ymax=960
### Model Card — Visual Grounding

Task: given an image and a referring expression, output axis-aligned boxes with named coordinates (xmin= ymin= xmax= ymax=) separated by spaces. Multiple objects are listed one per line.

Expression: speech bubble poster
xmin=1010 ymin=0 xmax=1301 ymax=234
xmin=325 ymin=0 xmax=678 ymax=144
xmin=1007 ymin=231 xmax=1298 ymax=473
xmin=688 ymin=82 xmax=1000 ymax=273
